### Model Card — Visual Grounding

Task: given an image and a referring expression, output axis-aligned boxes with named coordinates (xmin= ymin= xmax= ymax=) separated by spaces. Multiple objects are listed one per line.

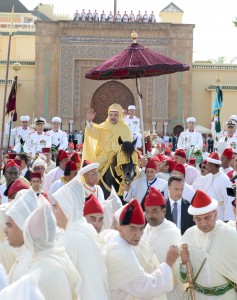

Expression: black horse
xmin=100 ymin=137 xmax=137 ymax=200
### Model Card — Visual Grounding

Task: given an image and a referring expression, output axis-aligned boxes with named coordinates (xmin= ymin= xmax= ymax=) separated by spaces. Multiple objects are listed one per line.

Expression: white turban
xmin=20 ymin=116 xmax=30 ymax=122
xmin=51 ymin=117 xmax=61 ymax=123
xmin=128 ymin=105 xmax=136 ymax=110
xmin=186 ymin=117 xmax=196 ymax=123
xmin=6 ymin=190 xmax=38 ymax=231
xmin=52 ymin=175 xmax=85 ymax=225
xmin=32 ymin=157 xmax=47 ymax=170
xmin=187 ymin=117 xmax=197 ymax=123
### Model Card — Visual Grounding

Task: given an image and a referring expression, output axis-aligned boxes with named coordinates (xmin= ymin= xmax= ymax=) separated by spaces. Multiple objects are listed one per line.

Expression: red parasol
xmin=85 ymin=32 xmax=190 ymax=154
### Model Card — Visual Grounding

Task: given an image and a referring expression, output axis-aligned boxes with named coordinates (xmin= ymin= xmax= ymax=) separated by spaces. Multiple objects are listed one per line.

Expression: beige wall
xmin=192 ymin=63 xmax=237 ymax=129
xmin=159 ymin=12 xmax=183 ymax=24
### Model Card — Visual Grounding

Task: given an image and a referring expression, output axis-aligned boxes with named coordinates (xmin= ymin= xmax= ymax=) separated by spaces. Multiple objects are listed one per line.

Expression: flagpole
xmin=0 ymin=4 xmax=14 ymax=174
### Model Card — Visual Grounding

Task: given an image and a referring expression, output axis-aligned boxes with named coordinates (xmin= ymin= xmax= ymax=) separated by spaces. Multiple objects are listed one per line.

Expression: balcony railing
xmin=0 ymin=22 xmax=35 ymax=31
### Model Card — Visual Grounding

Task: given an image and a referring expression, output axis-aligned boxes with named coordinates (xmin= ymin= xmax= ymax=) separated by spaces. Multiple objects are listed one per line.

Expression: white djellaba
xmin=0 ymin=269 xmax=45 ymax=300
xmin=6 ymin=189 xmax=39 ymax=283
xmin=23 ymin=200 xmax=80 ymax=300
xmin=0 ymin=204 xmax=16 ymax=273
xmin=52 ymin=174 xmax=110 ymax=300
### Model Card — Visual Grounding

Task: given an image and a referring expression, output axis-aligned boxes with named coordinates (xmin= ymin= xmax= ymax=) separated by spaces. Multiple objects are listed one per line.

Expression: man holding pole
xmin=180 ymin=190 xmax=237 ymax=299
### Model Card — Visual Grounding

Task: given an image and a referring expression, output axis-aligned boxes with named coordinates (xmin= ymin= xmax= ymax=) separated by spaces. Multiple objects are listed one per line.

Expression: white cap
xmin=230 ymin=115 xmax=237 ymax=123
xmin=52 ymin=117 xmax=62 ymax=123
xmin=186 ymin=117 xmax=196 ymax=123
xmin=79 ymin=161 xmax=99 ymax=175
xmin=206 ymin=152 xmax=222 ymax=165
xmin=34 ymin=117 xmax=46 ymax=125
xmin=128 ymin=105 xmax=136 ymax=110
xmin=20 ymin=116 xmax=30 ymax=122
xmin=32 ymin=157 xmax=47 ymax=170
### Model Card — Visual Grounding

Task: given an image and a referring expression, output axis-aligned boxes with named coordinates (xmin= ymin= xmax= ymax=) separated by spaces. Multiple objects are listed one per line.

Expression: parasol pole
xmin=136 ymin=77 xmax=146 ymax=155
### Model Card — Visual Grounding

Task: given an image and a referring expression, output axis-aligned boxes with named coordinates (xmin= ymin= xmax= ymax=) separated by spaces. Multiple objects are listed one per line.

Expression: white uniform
xmin=184 ymin=163 xmax=200 ymax=185
xmin=195 ymin=172 xmax=235 ymax=221
xmin=218 ymin=134 xmax=237 ymax=152
xmin=177 ymin=130 xmax=203 ymax=150
xmin=23 ymin=132 xmax=52 ymax=157
xmin=10 ymin=127 xmax=34 ymax=153
xmin=0 ymin=183 xmax=7 ymax=204
xmin=124 ymin=115 xmax=142 ymax=148
xmin=48 ymin=129 xmax=68 ymax=150
xmin=124 ymin=177 xmax=167 ymax=203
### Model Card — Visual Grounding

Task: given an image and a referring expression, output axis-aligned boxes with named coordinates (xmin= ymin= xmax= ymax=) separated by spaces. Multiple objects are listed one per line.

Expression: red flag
xmin=6 ymin=76 xmax=17 ymax=121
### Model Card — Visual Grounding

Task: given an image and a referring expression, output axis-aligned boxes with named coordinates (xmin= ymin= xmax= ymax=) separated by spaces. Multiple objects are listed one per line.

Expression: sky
xmin=20 ymin=0 xmax=237 ymax=63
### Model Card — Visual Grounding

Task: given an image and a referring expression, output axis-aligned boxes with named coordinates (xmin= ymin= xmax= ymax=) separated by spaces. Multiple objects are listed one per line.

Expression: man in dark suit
xmin=165 ymin=175 xmax=195 ymax=235
xmin=15 ymin=153 xmax=31 ymax=181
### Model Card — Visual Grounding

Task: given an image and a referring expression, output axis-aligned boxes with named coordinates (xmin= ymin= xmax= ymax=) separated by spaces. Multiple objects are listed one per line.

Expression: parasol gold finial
xmin=131 ymin=31 xmax=138 ymax=43
xmin=216 ymin=73 xmax=221 ymax=85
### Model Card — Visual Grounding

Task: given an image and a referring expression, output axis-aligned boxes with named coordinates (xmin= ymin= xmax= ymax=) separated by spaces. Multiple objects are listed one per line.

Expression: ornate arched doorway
xmin=90 ymin=80 xmax=135 ymax=124
xmin=173 ymin=125 xmax=184 ymax=136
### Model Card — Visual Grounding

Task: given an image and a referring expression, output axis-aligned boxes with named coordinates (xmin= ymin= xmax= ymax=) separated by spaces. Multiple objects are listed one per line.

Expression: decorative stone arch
xmin=173 ymin=124 xmax=184 ymax=136
xmin=90 ymin=80 xmax=135 ymax=124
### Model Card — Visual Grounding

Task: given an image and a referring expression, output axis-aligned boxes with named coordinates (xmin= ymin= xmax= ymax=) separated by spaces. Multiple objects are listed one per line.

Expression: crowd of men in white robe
xmin=0 ymin=113 xmax=237 ymax=299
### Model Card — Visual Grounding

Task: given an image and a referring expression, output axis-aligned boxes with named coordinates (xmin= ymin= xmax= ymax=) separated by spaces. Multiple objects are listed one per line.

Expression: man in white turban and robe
xmin=23 ymin=201 xmax=80 ymax=300
xmin=5 ymin=190 xmax=39 ymax=283
xmin=52 ymin=175 xmax=110 ymax=300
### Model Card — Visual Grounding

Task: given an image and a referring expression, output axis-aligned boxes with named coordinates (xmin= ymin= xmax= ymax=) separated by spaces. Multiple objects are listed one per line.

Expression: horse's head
xmin=117 ymin=137 xmax=137 ymax=184
xmin=122 ymin=158 xmax=136 ymax=184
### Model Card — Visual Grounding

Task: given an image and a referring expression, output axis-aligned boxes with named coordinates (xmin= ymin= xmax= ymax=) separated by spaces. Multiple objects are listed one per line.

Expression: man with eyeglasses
xmin=79 ymin=160 xmax=105 ymax=203
xmin=0 ymin=160 xmax=20 ymax=204
xmin=31 ymin=157 xmax=47 ymax=189
xmin=180 ymin=190 xmax=237 ymax=299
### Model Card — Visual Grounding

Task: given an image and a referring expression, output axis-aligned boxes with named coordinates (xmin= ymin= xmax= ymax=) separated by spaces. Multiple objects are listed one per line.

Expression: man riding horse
xmin=83 ymin=103 xmax=138 ymax=197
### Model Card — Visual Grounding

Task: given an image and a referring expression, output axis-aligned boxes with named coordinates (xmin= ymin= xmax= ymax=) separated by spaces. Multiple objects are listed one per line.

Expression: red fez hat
xmin=5 ymin=159 xmax=20 ymax=170
xmin=166 ymin=159 xmax=177 ymax=172
xmin=119 ymin=198 xmax=145 ymax=225
xmin=42 ymin=147 xmax=51 ymax=153
xmin=30 ymin=172 xmax=42 ymax=179
xmin=68 ymin=142 xmax=74 ymax=149
xmin=174 ymin=163 xmax=186 ymax=175
xmin=188 ymin=158 xmax=196 ymax=165
xmin=65 ymin=161 xmax=77 ymax=172
xmin=83 ymin=194 xmax=104 ymax=215
xmin=222 ymin=148 xmax=233 ymax=160
xmin=58 ymin=150 xmax=69 ymax=161
xmin=14 ymin=159 xmax=22 ymax=167
xmin=70 ymin=152 xmax=80 ymax=164
xmin=202 ymin=159 xmax=207 ymax=165
xmin=188 ymin=190 xmax=218 ymax=215
xmin=146 ymin=159 xmax=157 ymax=171
xmin=165 ymin=147 xmax=171 ymax=156
xmin=175 ymin=149 xmax=186 ymax=159
xmin=152 ymin=156 xmax=161 ymax=163
xmin=76 ymin=143 xmax=83 ymax=150
xmin=156 ymin=143 xmax=166 ymax=149
xmin=8 ymin=153 xmax=16 ymax=159
xmin=8 ymin=178 xmax=30 ymax=197
xmin=144 ymin=186 xmax=166 ymax=207
xmin=207 ymin=152 xmax=221 ymax=165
